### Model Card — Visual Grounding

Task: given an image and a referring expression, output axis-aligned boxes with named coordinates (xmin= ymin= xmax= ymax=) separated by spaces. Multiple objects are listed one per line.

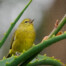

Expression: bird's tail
xmin=7 ymin=53 xmax=11 ymax=58
xmin=6 ymin=49 xmax=14 ymax=58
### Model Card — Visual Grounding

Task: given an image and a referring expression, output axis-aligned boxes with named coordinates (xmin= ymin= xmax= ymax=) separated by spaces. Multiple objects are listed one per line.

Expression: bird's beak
xmin=29 ymin=19 xmax=34 ymax=23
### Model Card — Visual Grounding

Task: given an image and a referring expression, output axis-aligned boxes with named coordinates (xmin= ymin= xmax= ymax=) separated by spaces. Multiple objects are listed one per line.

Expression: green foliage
xmin=0 ymin=56 xmax=14 ymax=66
xmin=27 ymin=54 xmax=63 ymax=66
xmin=0 ymin=54 xmax=63 ymax=66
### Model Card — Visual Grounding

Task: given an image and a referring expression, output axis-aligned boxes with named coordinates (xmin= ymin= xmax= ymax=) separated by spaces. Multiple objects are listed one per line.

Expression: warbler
xmin=7 ymin=18 xmax=36 ymax=57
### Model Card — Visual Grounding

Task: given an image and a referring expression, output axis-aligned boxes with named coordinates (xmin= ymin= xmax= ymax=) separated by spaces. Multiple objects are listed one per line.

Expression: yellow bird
xmin=7 ymin=18 xmax=36 ymax=57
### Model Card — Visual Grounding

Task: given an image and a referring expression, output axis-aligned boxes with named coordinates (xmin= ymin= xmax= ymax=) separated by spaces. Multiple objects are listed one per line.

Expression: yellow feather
xmin=7 ymin=18 xmax=35 ymax=57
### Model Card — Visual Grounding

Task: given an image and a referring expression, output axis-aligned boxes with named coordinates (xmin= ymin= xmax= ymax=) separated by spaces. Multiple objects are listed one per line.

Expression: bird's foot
xmin=15 ymin=52 xmax=21 ymax=56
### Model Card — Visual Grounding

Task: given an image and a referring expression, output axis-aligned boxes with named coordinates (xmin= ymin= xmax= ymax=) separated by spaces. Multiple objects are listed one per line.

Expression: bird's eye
xmin=25 ymin=21 xmax=28 ymax=23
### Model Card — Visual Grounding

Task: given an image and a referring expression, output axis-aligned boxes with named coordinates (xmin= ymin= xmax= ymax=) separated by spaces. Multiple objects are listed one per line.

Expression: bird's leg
xmin=15 ymin=52 xmax=21 ymax=56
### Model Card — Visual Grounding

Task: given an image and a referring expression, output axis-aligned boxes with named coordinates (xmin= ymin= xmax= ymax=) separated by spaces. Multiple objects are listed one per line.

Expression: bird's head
xmin=21 ymin=18 xmax=34 ymax=26
xmin=18 ymin=18 xmax=35 ymax=30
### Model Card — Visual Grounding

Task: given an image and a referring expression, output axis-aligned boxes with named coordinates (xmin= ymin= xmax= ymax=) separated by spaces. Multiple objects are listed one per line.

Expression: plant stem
xmin=49 ymin=14 xmax=66 ymax=38
xmin=27 ymin=60 xmax=62 ymax=66
xmin=0 ymin=0 xmax=32 ymax=48
xmin=6 ymin=33 xmax=66 ymax=66
xmin=27 ymin=58 xmax=63 ymax=66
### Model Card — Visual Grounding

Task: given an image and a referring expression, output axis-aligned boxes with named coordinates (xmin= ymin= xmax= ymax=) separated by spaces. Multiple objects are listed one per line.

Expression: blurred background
xmin=0 ymin=0 xmax=66 ymax=64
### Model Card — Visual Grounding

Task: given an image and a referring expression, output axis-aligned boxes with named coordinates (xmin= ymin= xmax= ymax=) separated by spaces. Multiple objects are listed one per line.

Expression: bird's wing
xmin=10 ymin=30 xmax=16 ymax=49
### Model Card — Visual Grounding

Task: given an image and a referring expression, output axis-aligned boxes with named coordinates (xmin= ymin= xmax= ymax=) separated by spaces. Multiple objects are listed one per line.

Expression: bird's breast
xmin=12 ymin=27 xmax=35 ymax=52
